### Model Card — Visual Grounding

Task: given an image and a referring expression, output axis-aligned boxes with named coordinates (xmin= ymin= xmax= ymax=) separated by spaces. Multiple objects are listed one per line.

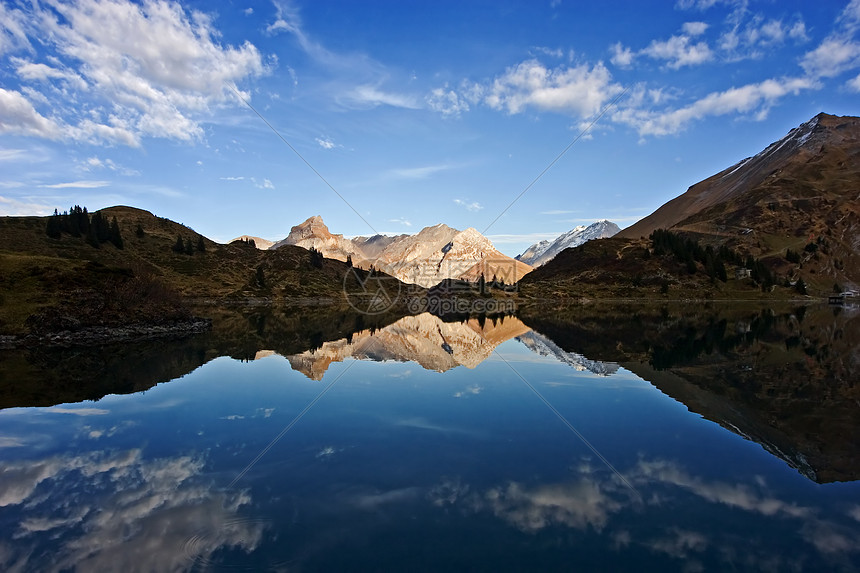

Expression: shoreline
xmin=0 ymin=317 xmax=212 ymax=349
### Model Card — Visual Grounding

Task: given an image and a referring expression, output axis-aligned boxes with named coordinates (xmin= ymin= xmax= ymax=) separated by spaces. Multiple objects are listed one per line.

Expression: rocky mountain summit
xmin=272 ymin=216 xmax=532 ymax=288
xmin=517 ymin=220 xmax=620 ymax=267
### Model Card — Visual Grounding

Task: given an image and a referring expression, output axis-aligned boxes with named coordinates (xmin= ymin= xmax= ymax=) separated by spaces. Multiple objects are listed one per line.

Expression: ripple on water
xmin=181 ymin=517 xmax=292 ymax=571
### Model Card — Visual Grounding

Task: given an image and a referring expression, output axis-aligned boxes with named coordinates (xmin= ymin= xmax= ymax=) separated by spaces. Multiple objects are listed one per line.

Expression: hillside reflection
xmin=518 ymin=302 xmax=860 ymax=483
xmin=1 ymin=302 xmax=858 ymax=483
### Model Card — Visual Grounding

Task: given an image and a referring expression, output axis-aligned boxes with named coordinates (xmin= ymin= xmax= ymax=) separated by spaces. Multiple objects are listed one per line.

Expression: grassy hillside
xmin=0 ymin=206 xmax=416 ymax=336
xmin=518 ymin=235 xmax=805 ymax=301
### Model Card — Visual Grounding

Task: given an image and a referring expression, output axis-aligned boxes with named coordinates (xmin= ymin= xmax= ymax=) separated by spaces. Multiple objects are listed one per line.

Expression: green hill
xmin=0 ymin=206 xmax=414 ymax=337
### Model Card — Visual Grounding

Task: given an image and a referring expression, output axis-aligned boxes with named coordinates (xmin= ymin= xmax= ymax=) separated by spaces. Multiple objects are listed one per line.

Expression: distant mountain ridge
xmin=230 ymin=235 xmax=274 ymax=250
xmin=273 ymin=216 xmax=532 ymax=288
xmin=516 ymin=220 xmax=620 ymax=267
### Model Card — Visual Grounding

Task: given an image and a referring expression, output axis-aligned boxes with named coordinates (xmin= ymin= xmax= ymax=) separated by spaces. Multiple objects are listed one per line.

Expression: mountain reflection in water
xmin=0 ymin=303 xmax=858 ymax=571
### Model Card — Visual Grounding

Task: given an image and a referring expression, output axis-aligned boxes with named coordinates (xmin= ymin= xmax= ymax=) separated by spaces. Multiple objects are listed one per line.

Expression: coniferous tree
xmin=46 ymin=210 xmax=62 ymax=239
xmin=86 ymin=219 xmax=101 ymax=248
xmin=172 ymin=234 xmax=185 ymax=253
xmin=197 ymin=235 xmax=205 ymax=252
xmin=309 ymin=246 xmax=324 ymax=268
xmin=109 ymin=217 xmax=123 ymax=249
xmin=795 ymin=277 xmax=807 ymax=295
xmin=89 ymin=211 xmax=109 ymax=243
xmin=184 ymin=238 xmax=194 ymax=255
xmin=135 ymin=223 xmax=145 ymax=238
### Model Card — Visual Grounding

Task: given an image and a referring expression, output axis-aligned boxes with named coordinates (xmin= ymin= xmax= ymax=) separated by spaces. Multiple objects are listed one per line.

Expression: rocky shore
xmin=0 ymin=318 xmax=212 ymax=349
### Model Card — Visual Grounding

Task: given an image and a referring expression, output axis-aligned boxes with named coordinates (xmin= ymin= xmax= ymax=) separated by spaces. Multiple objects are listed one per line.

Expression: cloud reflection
xmin=0 ymin=449 xmax=263 ymax=571
xmin=421 ymin=457 xmax=859 ymax=569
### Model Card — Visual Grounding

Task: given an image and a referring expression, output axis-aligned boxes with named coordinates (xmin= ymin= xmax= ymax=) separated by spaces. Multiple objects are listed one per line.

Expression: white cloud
xmin=344 ymin=85 xmax=421 ymax=109
xmin=426 ymin=85 xmax=469 ymax=117
xmin=789 ymin=20 xmax=809 ymax=42
xmin=758 ymin=19 xmax=785 ymax=44
xmin=0 ymin=195 xmax=56 ymax=216
xmin=40 ymin=180 xmax=110 ymax=189
xmin=848 ymin=72 xmax=860 ymax=92
xmin=682 ymin=21 xmax=709 ymax=36
xmin=0 ymin=149 xmax=27 ymax=161
xmin=642 ymin=34 xmax=713 ymax=69
xmin=252 ymin=177 xmax=274 ymax=189
xmin=83 ymin=156 xmax=139 ymax=176
xmin=675 ymin=0 xmax=726 ymax=9
xmin=12 ymin=58 xmax=88 ymax=90
xmin=388 ymin=164 xmax=454 ymax=179
xmin=801 ymin=38 xmax=860 ymax=78
xmin=0 ymin=3 xmax=32 ymax=55
xmin=244 ymin=7 xmax=254 ymax=16
xmin=800 ymin=1 xmax=860 ymax=79
xmin=609 ymin=42 xmax=634 ymax=68
xmin=454 ymin=198 xmax=483 ymax=212
xmin=315 ymin=136 xmax=339 ymax=150
xmin=0 ymin=88 xmax=64 ymax=139
xmin=3 ymin=0 xmax=266 ymax=146
xmin=388 ymin=217 xmax=412 ymax=227
xmin=613 ymin=76 xmax=817 ymax=137
xmin=267 ymin=0 xmax=414 ymax=113
xmin=485 ymin=59 xmax=621 ymax=117
xmin=531 ymin=46 xmax=564 ymax=58
xmin=839 ymin=0 xmax=860 ymax=33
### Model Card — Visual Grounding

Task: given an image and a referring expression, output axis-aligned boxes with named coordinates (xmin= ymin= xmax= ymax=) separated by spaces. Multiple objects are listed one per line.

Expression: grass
xmin=0 ymin=207 xmax=419 ymax=335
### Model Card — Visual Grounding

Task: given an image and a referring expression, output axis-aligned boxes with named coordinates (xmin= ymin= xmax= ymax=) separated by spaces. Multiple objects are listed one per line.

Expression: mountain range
xmin=267 ymin=216 xmax=534 ymax=288
xmin=2 ymin=110 xmax=858 ymax=339
xmin=238 ymin=216 xmax=619 ymax=288
xmin=516 ymin=220 xmax=620 ymax=267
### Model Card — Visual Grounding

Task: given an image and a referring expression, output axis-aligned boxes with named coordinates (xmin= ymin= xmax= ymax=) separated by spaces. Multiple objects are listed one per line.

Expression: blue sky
xmin=1 ymin=0 xmax=858 ymax=256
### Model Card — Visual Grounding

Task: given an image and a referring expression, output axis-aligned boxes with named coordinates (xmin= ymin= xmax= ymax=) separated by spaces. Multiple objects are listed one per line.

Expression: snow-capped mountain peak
xmin=516 ymin=220 xmax=620 ymax=267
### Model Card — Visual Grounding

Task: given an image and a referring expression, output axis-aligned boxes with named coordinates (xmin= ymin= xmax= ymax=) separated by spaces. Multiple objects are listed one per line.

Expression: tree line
xmin=650 ymin=229 xmax=775 ymax=288
xmin=45 ymin=205 xmax=123 ymax=249
xmin=172 ymin=234 xmax=206 ymax=255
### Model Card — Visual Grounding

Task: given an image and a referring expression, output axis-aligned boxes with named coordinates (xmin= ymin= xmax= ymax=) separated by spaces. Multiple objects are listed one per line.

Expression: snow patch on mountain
xmin=516 ymin=220 xmax=620 ymax=267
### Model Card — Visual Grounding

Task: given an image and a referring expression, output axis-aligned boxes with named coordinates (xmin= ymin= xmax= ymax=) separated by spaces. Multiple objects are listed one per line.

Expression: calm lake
xmin=1 ymin=303 xmax=858 ymax=571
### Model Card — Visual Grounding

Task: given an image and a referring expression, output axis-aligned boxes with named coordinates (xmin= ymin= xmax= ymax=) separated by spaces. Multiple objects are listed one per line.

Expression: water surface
xmin=1 ymin=304 xmax=858 ymax=571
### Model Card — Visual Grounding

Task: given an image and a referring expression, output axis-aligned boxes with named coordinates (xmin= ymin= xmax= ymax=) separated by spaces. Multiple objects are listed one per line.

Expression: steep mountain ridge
xmin=273 ymin=217 xmax=532 ymax=288
xmin=517 ymin=220 xmax=620 ymax=267
xmin=618 ymin=113 xmax=844 ymax=239
xmin=270 ymin=216 xmax=365 ymax=264
xmin=616 ymin=112 xmax=860 ymax=287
